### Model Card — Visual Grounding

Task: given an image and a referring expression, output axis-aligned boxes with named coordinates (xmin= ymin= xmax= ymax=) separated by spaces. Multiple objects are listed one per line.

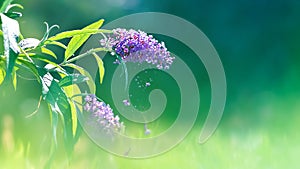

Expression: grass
xmin=0 ymin=109 xmax=298 ymax=169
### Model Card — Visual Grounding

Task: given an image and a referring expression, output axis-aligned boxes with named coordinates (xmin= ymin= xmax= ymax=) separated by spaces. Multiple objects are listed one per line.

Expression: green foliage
xmin=47 ymin=28 xmax=111 ymax=41
xmin=0 ymin=13 xmax=20 ymax=81
xmin=0 ymin=62 xmax=5 ymax=85
xmin=92 ymin=52 xmax=105 ymax=84
xmin=65 ymin=19 xmax=104 ymax=60
xmin=0 ymin=0 xmax=13 ymax=13
xmin=63 ymin=63 xmax=96 ymax=93
xmin=0 ymin=0 xmax=109 ymax=161
xmin=59 ymin=73 xmax=89 ymax=87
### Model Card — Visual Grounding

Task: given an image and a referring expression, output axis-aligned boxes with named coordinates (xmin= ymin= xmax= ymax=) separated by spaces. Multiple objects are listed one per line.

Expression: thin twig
xmin=26 ymin=95 xmax=42 ymax=118
xmin=62 ymin=48 xmax=109 ymax=65
xmin=19 ymin=47 xmax=34 ymax=63
xmin=17 ymin=73 xmax=37 ymax=81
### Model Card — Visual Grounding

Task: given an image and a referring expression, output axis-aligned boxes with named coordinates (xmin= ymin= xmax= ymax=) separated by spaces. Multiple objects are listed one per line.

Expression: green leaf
xmin=65 ymin=19 xmax=105 ymax=60
xmin=69 ymin=100 xmax=78 ymax=136
xmin=12 ymin=67 xmax=17 ymax=90
xmin=44 ymin=40 xmax=67 ymax=49
xmin=0 ymin=67 xmax=5 ymax=85
xmin=48 ymin=104 xmax=58 ymax=145
xmin=0 ymin=13 xmax=20 ymax=81
xmin=18 ymin=53 xmax=63 ymax=75
xmin=58 ymin=73 xmax=88 ymax=87
xmin=41 ymin=47 xmax=57 ymax=59
xmin=4 ymin=11 xmax=22 ymax=19
xmin=18 ymin=52 xmax=61 ymax=70
xmin=39 ymin=69 xmax=75 ymax=155
xmin=64 ymin=63 xmax=96 ymax=94
xmin=28 ymin=47 xmax=57 ymax=60
xmin=0 ymin=0 xmax=13 ymax=13
xmin=92 ymin=53 xmax=105 ymax=84
xmin=44 ymin=63 xmax=68 ymax=77
xmin=15 ymin=58 xmax=40 ymax=81
xmin=64 ymin=84 xmax=82 ymax=137
xmin=47 ymin=28 xmax=111 ymax=41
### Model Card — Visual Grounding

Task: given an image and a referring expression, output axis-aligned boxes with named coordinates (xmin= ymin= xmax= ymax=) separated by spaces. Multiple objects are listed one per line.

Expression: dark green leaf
xmin=39 ymin=69 xmax=75 ymax=155
xmin=4 ymin=11 xmax=22 ymax=19
xmin=64 ymin=63 xmax=96 ymax=94
xmin=48 ymin=104 xmax=58 ymax=145
xmin=44 ymin=63 xmax=68 ymax=76
xmin=16 ymin=58 xmax=40 ymax=81
xmin=58 ymin=73 xmax=89 ymax=87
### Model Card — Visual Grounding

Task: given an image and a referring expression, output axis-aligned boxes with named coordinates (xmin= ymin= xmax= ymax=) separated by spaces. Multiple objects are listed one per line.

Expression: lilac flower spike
xmin=84 ymin=94 xmax=124 ymax=132
xmin=100 ymin=28 xmax=175 ymax=69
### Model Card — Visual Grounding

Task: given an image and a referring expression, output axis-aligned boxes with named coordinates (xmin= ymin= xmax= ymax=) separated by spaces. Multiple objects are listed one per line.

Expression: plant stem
xmin=62 ymin=48 xmax=109 ymax=65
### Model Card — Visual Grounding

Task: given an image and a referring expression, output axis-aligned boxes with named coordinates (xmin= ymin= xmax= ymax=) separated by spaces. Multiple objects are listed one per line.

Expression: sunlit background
xmin=1 ymin=0 xmax=300 ymax=168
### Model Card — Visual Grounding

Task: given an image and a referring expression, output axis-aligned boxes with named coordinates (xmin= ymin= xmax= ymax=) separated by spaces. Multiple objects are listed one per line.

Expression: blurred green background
xmin=1 ymin=0 xmax=300 ymax=168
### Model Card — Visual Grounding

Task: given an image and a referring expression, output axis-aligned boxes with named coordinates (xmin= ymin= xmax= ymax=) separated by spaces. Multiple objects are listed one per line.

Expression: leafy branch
xmin=0 ymin=0 xmax=108 ymax=159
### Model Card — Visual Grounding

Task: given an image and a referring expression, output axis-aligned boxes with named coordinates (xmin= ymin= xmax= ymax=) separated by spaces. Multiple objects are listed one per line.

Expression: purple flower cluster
xmin=100 ymin=28 xmax=175 ymax=69
xmin=84 ymin=94 xmax=123 ymax=133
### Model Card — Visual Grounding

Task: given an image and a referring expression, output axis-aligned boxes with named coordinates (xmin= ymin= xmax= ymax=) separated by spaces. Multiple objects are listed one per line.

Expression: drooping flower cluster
xmin=84 ymin=94 xmax=123 ymax=133
xmin=100 ymin=28 xmax=175 ymax=69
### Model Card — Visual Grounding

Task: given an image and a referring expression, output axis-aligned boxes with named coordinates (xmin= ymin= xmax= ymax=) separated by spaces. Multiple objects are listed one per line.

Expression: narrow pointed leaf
xmin=0 ymin=67 xmax=5 ymax=85
xmin=58 ymin=73 xmax=88 ymax=87
xmin=64 ymin=19 xmax=104 ymax=60
xmin=64 ymin=84 xmax=82 ymax=136
xmin=4 ymin=12 xmax=22 ymax=19
xmin=47 ymin=28 xmax=111 ymax=41
xmin=0 ymin=0 xmax=13 ymax=13
xmin=92 ymin=53 xmax=105 ymax=84
xmin=69 ymin=100 xmax=77 ymax=136
xmin=12 ymin=67 xmax=17 ymax=90
xmin=64 ymin=63 xmax=95 ymax=94
xmin=41 ymin=47 xmax=57 ymax=59
xmin=39 ymin=69 xmax=75 ymax=155
xmin=48 ymin=104 xmax=58 ymax=145
xmin=16 ymin=58 xmax=40 ymax=81
xmin=44 ymin=40 xmax=67 ymax=49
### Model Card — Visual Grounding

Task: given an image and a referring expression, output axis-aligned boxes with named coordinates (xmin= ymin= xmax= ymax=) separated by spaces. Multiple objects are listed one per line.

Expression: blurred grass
xmin=0 ymin=108 xmax=299 ymax=169
xmin=1 ymin=0 xmax=300 ymax=168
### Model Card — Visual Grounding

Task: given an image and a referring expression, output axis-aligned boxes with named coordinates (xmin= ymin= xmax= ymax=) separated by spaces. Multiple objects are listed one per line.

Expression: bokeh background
xmin=1 ymin=0 xmax=300 ymax=168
